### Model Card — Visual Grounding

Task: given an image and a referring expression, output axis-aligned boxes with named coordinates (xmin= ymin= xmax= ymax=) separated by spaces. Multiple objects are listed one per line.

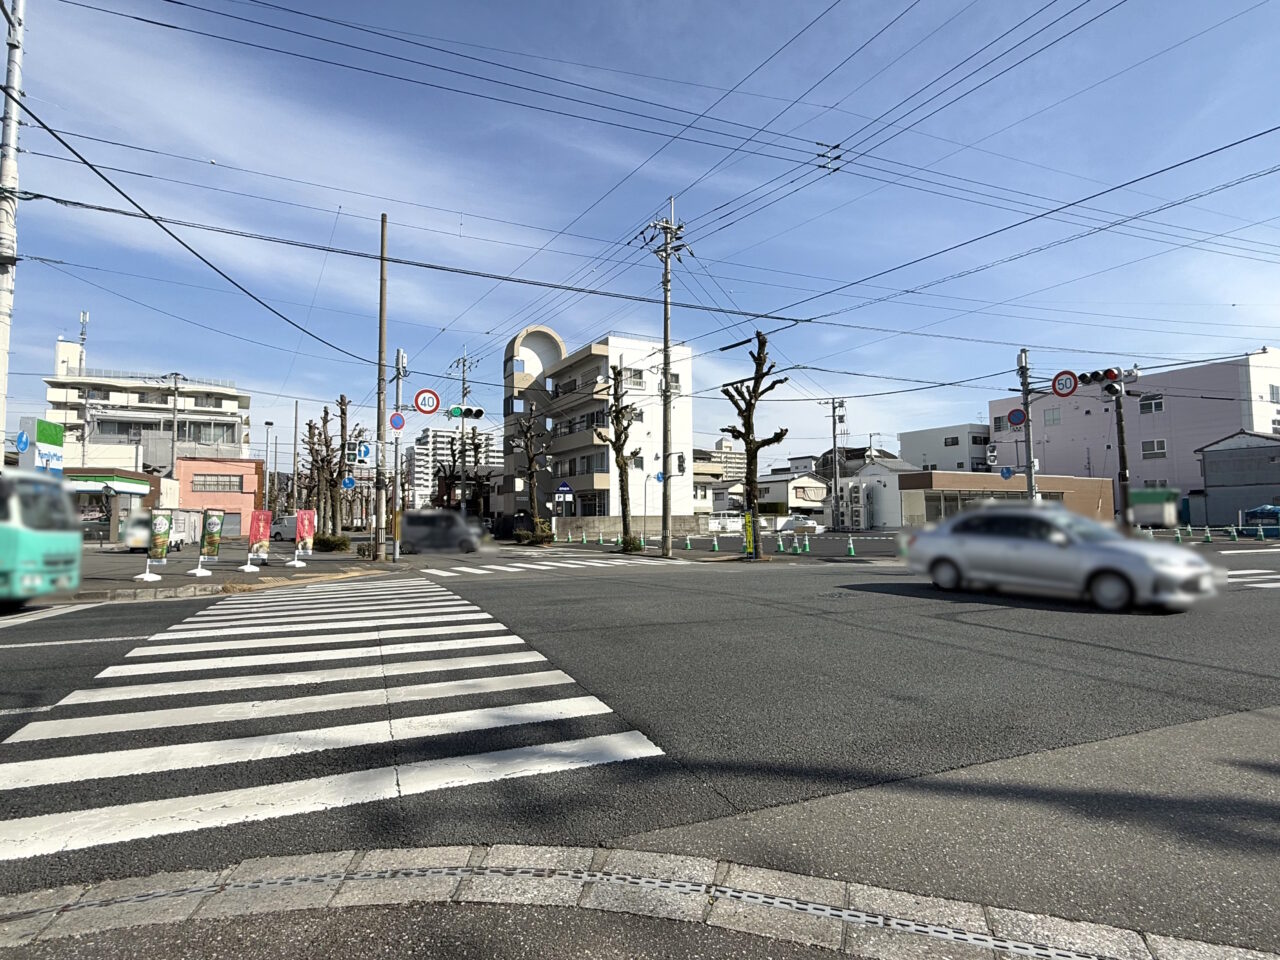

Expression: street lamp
xmin=264 ymin=421 xmax=274 ymax=511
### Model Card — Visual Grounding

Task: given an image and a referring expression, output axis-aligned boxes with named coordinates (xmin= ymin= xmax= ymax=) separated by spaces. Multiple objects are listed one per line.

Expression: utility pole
xmin=167 ymin=371 xmax=186 ymax=478
xmin=822 ymin=399 xmax=846 ymax=527
xmin=0 ymin=0 xmax=25 ymax=456
xmin=392 ymin=347 xmax=405 ymax=561
xmin=263 ymin=420 xmax=273 ymax=509
xmin=1017 ymin=349 xmax=1038 ymax=499
xmin=451 ymin=346 xmax=475 ymax=518
xmin=1113 ymin=390 xmax=1132 ymax=531
xmin=648 ymin=197 xmax=686 ymax=559
xmin=374 ymin=214 xmax=388 ymax=561
xmin=290 ymin=399 xmax=298 ymax=513
xmin=272 ymin=436 xmax=279 ymax=513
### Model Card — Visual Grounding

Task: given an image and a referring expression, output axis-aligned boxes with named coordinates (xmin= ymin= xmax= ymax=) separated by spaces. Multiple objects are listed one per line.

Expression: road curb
xmin=0 ymin=846 xmax=1272 ymax=958
xmin=68 ymin=568 xmax=395 ymax=604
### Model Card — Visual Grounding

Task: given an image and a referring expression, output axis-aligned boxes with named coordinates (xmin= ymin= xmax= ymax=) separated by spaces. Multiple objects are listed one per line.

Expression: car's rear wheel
xmin=1089 ymin=571 xmax=1133 ymax=612
xmin=930 ymin=559 xmax=961 ymax=591
xmin=272 ymin=532 xmax=283 ymax=541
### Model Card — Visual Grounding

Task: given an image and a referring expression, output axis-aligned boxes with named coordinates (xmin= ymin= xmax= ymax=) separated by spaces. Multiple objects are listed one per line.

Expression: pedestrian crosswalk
xmin=421 ymin=555 xmax=692 ymax=578
xmin=0 ymin=578 xmax=663 ymax=862
xmin=1225 ymin=568 xmax=1280 ymax=589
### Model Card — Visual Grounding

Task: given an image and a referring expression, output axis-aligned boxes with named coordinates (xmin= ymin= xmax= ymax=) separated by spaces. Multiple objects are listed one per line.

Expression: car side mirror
xmin=1048 ymin=529 xmax=1070 ymax=547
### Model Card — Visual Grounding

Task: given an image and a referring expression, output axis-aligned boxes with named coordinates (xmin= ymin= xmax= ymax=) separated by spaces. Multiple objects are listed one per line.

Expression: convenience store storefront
xmin=898 ymin=471 xmax=1114 ymax=526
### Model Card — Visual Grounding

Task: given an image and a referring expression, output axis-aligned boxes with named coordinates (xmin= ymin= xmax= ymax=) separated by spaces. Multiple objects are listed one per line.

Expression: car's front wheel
xmin=1089 ymin=571 xmax=1133 ymax=612
xmin=272 ymin=532 xmax=283 ymax=541
xmin=930 ymin=559 xmax=962 ymax=591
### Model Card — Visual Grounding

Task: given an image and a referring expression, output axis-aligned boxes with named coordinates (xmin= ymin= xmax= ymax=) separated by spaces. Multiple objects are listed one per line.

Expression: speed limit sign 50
xmin=1052 ymin=370 xmax=1079 ymax=398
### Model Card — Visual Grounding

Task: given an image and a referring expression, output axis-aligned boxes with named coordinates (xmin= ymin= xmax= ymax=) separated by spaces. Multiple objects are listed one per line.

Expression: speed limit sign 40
xmin=414 ymin=388 xmax=441 ymax=415
xmin=1052 ymin=370 xmax=1079 ymax=398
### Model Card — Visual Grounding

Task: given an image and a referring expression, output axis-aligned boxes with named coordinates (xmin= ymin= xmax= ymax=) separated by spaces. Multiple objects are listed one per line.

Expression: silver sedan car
xmin=905 ymin=503 xmax=1223 ymax=611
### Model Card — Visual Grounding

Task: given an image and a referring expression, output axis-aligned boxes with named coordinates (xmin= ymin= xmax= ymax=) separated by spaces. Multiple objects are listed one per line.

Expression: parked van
xmin=271 ymin=515 xmax=298 ymax=541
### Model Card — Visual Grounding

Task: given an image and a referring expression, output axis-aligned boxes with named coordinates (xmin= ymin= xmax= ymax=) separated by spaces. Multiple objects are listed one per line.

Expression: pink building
xmin=175 ymin=457 xmax=263 ymax=537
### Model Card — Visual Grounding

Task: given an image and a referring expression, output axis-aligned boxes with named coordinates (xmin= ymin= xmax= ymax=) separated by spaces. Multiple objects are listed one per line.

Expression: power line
xmin=5 ymin=95 xmax=372 ymax=365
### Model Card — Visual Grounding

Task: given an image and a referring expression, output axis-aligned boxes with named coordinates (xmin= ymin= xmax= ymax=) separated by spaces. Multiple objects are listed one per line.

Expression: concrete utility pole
xmin=374 ymin=214 xmax=388 ymax=561
xmin=1113 ymin=390 xmax=1132 ymax=530
xmin=1017 ymin=348 xmax=1038 ymax=499
xmin=167 ymin=371 xmax=186 ymax=478
xmin=0 ymin=0 xmax=25 ymax=456
xmin=392 ymin=347 xmax=405 ymax=561
xmin=822 ymin=399 xmax=846 ymax=527
xmin=263 ymin=420 xmax=273 ymax=508
xmin=272 ymin=436 xmax=279 ymax=513
xmin=290 ymin=399 xmax=298 ymax=512
xmin=648 ymin=197 xmax=686 ymax=559
xmin=451 ymin=346 xmax=475 ymax=518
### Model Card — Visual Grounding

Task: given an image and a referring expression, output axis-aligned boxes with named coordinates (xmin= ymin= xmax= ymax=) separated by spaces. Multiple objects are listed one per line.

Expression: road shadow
xmin=837 ymin=580 xmax=1178 ymax=615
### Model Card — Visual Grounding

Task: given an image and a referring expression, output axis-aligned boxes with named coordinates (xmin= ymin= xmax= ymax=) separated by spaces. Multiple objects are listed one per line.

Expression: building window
xmin=623 ymin=368 xmax=644 ymax=388
xmin=191 ymin=474 xmax=243 ymax=492
xmin=693 ymin=483 xmax=709 ymax=499
xmin=993 ymin=416 xmax=1005 ymax=432
xmin=1270 ymin=384 xmax=1280 ymax=403
xmin=1044 ymin=407 xmax=1061 ymax=426
xmin=1141 ymin=439 xmax=1167 ymax=459
xmin=1142 ymin=479 xmax=1168 ymax=488
xmin=668 ymin=372 xmax=681 ymax=394
xmin=956 ymin=461 xmax=964 ymax=469
xmin=758 ymin=485 xmax=770 ymax=496
xmin=971 ymin=435 xmax=989 ymax=446
xmin=943 ymin=436 xmax=959 ymax=447
xmin=192 ymin=394 xmax=218 ymax=408
xmin=1139 ymin=395 xmax=1164 ymax=414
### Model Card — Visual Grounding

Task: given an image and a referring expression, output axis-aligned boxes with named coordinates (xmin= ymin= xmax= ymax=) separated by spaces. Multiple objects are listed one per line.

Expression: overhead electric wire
xmin=5 ymin=93 xmax=373 ymax=365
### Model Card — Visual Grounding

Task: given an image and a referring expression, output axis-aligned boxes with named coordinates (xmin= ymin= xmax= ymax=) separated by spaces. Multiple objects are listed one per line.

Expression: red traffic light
xmin=1104 ymin=367 xmax=1121 ymax=381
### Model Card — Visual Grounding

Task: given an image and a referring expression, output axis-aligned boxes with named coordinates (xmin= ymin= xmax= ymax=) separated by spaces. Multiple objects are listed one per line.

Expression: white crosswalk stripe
xmin=418 ymin=555 xmax=691 ymax=580
xmin=1225 ymin=568 xmax=1280 ymax=589
xmin=0 ymin=579 xmax=662 ymax=862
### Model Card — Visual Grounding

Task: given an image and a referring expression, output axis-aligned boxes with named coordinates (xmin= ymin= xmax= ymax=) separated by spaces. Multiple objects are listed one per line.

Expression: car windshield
xmin=1052 ymin=513 xmax=1125 ymax=542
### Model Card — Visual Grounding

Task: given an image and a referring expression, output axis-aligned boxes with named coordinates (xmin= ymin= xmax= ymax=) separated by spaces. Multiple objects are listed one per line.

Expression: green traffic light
xmin=448 ymin=405 xmax=464 ymax=417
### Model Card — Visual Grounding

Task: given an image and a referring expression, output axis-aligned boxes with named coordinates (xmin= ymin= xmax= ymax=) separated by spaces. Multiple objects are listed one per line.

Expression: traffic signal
xmin=1079 ymin=367 xmax=1122 ymax=386
xmin=986 ymin=443 xmax=998 ymax=466
xmin=446 ymin=405 xmax=485 ymax=420
xmin=677 ymin=453 xmax=686 ymax=474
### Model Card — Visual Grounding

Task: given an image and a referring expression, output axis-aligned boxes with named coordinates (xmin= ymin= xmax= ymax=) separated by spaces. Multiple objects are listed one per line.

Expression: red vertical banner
xmin=296 ymin=509 xmax=317 ymax=555
xmin=248 ymin=510 xmax=273 ymax=560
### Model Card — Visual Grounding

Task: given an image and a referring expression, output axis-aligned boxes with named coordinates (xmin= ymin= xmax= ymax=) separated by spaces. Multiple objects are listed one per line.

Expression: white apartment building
xmin=986 ymin=349 xmax=1280 ymax=501
xmin=403 ymin=424 xmax=500 ymax=508
xmin=500 ymin=326 xmax=693 ymax=520
xmin=898 ymin=423 xmax=989 ymax=472
xmin=42 ymin=338 xmax=251 ymax=472
xmin=707 ymin=437 xmax=746 ymax=481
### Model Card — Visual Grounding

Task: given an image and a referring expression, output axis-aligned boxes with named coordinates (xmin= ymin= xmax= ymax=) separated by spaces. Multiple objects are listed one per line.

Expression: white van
xmin=708 ymin=512 xmax=744 ymax=533
xmin=270 ymin=515 xmax=297 ymax=541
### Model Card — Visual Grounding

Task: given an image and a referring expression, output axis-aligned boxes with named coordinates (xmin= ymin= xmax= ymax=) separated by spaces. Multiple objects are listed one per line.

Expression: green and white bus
xmin=0 ymin=468 xmax=81 ymax=609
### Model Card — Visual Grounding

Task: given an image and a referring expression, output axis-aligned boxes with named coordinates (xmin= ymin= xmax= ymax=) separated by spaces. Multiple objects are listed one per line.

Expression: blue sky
xmin=7 ymin=0 xmax=1280 ymax=462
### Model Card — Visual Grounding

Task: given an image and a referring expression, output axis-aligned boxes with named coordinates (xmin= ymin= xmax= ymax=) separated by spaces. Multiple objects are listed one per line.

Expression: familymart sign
xmin=17 ymin=418 xmax=64 ymax=476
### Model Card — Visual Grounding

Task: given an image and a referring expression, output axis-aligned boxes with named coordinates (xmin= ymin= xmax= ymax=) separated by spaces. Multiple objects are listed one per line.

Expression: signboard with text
xmin=249 ymin=510 xmax=273 ymax=560
xmin=148 ymin=510 xmax=172 ymax=564
xmin=296 ymin=509 xmax=317 ymax=556
xmin=200 ymin=509 xmax=225 ymax=559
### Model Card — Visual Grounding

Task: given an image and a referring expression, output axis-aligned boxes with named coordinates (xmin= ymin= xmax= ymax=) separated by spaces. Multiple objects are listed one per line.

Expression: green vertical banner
xmin=744 ymin=511 xmax=755 ymax=556
xmin=149 ymin=510 xmax=172 ymax=564
xmin=200 ymin=509 xmax=225 ymax=559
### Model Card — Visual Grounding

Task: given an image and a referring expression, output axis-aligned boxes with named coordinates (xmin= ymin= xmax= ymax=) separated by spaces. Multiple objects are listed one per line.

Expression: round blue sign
xmin=1007 ymin=408 xmax=1027 ymax=427
xmin=341 ymin=476 xmax=356 ymax=490
xmin=14 ymin=431 xmax=29 ymax=453
xmin=1000 ymin=466 xmax=1014 ymax=480
xmin=655 ymin=471 xmax=665 ymax=483
xmin=358 ymin=442 xmax=372 ymax=459
xmin=389 ymin=412 xmax=405 ymax=431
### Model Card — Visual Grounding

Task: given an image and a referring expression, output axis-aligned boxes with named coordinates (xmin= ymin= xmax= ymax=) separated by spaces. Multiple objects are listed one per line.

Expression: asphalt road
xmin=0 ymin=542 xmax=1276 ymax=950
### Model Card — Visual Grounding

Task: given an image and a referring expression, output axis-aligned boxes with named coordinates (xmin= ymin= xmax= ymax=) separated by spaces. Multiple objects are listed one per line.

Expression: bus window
xmin=16 ymin=479 xmax=77 ymax=531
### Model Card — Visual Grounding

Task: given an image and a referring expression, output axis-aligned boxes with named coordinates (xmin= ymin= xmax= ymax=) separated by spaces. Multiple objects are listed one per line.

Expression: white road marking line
xmin=1218 ymin=547 xmax=1280 ymax=554
xmin=62 ymin=651 xmax=548 ymax=705
xmin=130 ymin=620 xmax=502 ymax=657
xmin=0 ymin=635 xmax=150 ymax=651
xmin=0 ymin=705 xmax=56 ymax=717
xmin=148 ymin=610 xmax=489 ymax=641
xmin=508 ymin=563 xmax=555 ymax=570
xmin=179 ymin=602 xmax=477 ymax=629
xmin=209 ymin=587 xmax=450 ymax=608
xmin=480 ymin=565 xmax=529 ymax=573
xmin=1224 ymin=569 xmax=1276 ymax=576
xmin=194 ymin=593 xmax=454 ymax=615
xmin=1246 ymin=582 xmax=1280 ymax=588
xmin=421 ymin=570 xmax=459 ymax=577
xmin=99 ymin=635 xmax=526 ymax=677
xmin=571 ymin=560 xmax=616 ymax=567
xmin=212 ymin=581 xmax=446 ymax=600
xmin=7 ymin=671 xmax=578 ymax=743
xmin=1226 ymin=573 xmax=1280 ymax=580
xmin=0 ymin=604 xmax=103 ymax=629
xmin=537 ymin=562 xmax=586 ymax=568
xmin=0 ymin=696 xmax=610 ymax=787
xmin=0 ymin=731 xmax=663 ymax=861
xmin=451 ymin=567 xmax=489 ymax=575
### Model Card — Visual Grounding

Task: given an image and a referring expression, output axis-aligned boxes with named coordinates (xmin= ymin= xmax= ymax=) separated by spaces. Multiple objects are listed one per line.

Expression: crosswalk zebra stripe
xmin=451 ymin=567 xmax=490 ymax=575
xmin=211 ymin=583 xmax=448 ymax=605
xmin=132 ymin=620 xmax=500 ymax=657
xmin=1 ymin=695 xmax=613 ymax=789
xmin=506 ymin=563 xmax=556 ymax=570
xmin=5 ymin=673 xmax=581 ymax=744
xmin=425 ymin=570 xmax=459 ymax=577
xmin=480 ymin=565 xmax=528 ymax=573
xmin=99 ymin=635 xmax=527 ymax=677
xmin=60 ymin=651 xmax=550 ymax=705
xmin=177 ymin=601 xmax=478 ymax=630
xmin=0 ymin=731 xmax=662 ymax=861
xmin=147 ymin=610 xmax=490 ymax=641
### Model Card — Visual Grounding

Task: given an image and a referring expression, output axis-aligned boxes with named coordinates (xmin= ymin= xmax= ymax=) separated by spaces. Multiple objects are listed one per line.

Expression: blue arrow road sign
xmin=358 ymin=442 xmax=372 ymax=460
xmin=1000 ymin=466 xmax=1014 ymax=480
xmin=655 ymin=471 xmax=664 ymax=483
xmin=341 ymin=476 xmax=356 ymax=490
xmin=14 ymin=431 xmax=28 ymax=453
